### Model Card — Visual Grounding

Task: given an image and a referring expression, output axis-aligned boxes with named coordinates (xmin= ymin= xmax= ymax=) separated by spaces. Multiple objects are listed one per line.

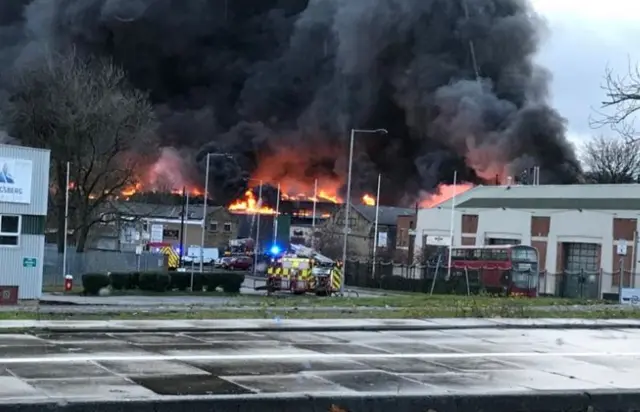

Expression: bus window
xmin=512 ymin=247 xmax=537 ymax=261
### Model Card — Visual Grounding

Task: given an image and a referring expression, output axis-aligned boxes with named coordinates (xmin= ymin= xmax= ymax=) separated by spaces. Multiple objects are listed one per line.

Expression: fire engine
xmin=263 ymin=244 xmax=342 ymax=296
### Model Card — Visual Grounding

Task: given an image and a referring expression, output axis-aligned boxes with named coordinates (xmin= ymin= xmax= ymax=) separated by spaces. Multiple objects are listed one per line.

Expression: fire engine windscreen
xmin=0 ymin=0 xmax=582 ymax=203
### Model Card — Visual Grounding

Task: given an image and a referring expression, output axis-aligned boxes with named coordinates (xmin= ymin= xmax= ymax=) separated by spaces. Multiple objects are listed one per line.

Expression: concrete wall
xmin=416 ymin=207 xmax=640 ymax=296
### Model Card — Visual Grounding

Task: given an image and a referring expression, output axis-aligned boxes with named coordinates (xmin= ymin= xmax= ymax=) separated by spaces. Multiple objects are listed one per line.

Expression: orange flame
xmin=228 ymin=190 xmax=277 ymax=215
xmin=362 ymin=194 xmax=375 ymax=206
xmin=419 ymin=183 xmax=474 ymax=208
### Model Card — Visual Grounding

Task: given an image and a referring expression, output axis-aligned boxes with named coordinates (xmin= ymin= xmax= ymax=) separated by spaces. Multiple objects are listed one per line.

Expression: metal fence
xmin=343 ymin=260 xmax=633 ymax=299
xmin=43 ymin=245 xmax=166 ymax=287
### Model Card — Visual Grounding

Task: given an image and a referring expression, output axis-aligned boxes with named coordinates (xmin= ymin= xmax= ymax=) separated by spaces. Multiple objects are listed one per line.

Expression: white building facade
xmin=415 ymin=184 xmax=640 ymax=297
xmin=0 ymin=145 xmax=50 ymax=300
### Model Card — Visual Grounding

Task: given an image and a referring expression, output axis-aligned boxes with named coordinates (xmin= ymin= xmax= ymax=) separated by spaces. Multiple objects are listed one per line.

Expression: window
xmin=511 ymin=246 xmax=538 ymax=262
xmin=162 ymin=229 xmax=179 ymax=239
xmin=209 ymin=221 xmax=218 ymax=232
xmin=0 ymin=215 xmax=20 ymax=246
xmin=224 ymin=222 xmax=232 ymax=232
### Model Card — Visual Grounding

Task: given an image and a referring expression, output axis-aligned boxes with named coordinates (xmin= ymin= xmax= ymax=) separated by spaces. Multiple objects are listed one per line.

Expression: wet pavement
xmin=0 ymin=323 xmax=639 ymax=408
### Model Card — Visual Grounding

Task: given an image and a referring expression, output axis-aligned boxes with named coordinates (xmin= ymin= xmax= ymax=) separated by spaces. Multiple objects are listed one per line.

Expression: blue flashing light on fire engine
xmin=269 ymin=245 xmax=281 ymax=255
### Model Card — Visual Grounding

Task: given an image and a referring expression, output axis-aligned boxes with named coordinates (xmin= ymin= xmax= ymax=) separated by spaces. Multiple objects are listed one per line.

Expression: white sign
xmin=426 ymin=235 xmax=451 ymax=246
xmin=0 ymin=158 xmax=32 ymax=204
xmin=150 ymin=224 xmax=163 ymax=242
xmin=617 ymin=240 xmax=628 ymax=256
xmin=619 ymin=288 xmax=640 ymax=305
xmin=378 ymin=232 xmax=388 ymax=247
xmin=135 ymin=245 xmax=143 ymax=255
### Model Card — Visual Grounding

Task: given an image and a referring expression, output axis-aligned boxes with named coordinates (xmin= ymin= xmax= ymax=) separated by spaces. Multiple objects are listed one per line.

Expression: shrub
xmin=82 ymin=273 xmax=111 ymax=296
xmin=170 ymin=272 xmax=205 ymax=291
xmin=208 ymin=270 xmax=245 ymax=294
xmin=130 ymin=272 xmax=141 ymax=289
xmin=191 ymin=273 xmax=205 ymax=292
xmin=139 ymin=272 xmax=171 ymax=292
xmin=170 ymin=272 xmax=190 ymax=291
xmin=205 ymin=272 xmax=222 ymax=292
xmin=109 ymin=272 xmax=134 ymax=290
xmin=222 ymin=271 xmax=244 ymax=293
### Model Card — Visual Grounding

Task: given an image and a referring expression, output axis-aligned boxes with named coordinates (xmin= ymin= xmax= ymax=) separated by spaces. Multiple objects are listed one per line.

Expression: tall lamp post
xmin=243 ymin=178 xmax=264 ymax=277
xmin=199 ymin=152 xmax=235 ymax=273
xmin=341 ymin=128 xmax=388 ymax=294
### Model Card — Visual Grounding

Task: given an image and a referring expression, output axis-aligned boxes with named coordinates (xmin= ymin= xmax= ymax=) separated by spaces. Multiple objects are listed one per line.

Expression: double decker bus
xmin=448 ymin=244 xmax=539 ymax=297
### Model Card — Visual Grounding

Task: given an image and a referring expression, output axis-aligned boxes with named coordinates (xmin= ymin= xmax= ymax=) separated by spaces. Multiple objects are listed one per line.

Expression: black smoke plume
xmin=0 ymin=0 xmax=582 ymax=205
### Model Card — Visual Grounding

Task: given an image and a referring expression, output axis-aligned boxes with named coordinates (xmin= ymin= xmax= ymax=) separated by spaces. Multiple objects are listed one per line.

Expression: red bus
xmin=448 ymin=245 xmax=539 ymax=297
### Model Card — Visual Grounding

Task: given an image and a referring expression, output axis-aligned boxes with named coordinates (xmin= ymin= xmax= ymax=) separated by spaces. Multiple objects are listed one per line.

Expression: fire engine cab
xmin=263 ymin=244 xmax=342 ymax=296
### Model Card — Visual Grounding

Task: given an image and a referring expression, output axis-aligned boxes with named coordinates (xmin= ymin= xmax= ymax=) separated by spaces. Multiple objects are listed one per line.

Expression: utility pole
xmin=341 ymin=128 xmax=388 ymax=294
xmin=178 ymin=186 xmax=186 ymax=268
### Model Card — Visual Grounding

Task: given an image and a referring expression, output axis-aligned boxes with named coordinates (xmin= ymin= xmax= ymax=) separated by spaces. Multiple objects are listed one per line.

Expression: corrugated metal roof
xmin=352 ymin=204 xmax=414 ymax=226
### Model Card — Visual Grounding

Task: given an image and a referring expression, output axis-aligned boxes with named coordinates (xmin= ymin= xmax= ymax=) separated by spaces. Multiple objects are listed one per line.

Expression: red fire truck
xmin=448 ymin=245 xmax=540 ymax=297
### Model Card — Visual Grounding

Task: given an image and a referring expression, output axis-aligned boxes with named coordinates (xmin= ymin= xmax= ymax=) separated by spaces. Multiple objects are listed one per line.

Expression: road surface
xmin=0 ymin=319 xmax=639 ymax=411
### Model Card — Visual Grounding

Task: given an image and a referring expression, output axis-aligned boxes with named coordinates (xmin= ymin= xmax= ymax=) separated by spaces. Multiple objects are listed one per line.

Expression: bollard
xmin=64 ymin=274 xmax=73 ymax=292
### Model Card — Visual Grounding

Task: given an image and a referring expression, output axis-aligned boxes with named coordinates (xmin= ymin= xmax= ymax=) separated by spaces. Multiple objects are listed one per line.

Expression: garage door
xmin=561 ymin=243 xmax=599 ymax=298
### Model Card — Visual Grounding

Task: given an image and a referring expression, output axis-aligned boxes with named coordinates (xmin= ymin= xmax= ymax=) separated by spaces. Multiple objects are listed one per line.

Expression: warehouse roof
xmin=107 ymin=202 xmax=223 ymax=220
xmin=432 ymin=184 xmax=640 ymax=210
xmin=352 ymin=205 xmax=414 ymax=226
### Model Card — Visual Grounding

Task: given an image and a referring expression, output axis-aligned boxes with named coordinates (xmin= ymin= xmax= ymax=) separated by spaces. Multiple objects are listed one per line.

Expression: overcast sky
xmin=532 ymin=0 xmax=640 ymax=148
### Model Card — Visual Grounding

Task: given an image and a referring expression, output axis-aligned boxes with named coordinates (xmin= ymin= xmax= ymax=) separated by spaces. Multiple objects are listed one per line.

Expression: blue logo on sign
xmin=0 ymin=163 xmax=14 ymax=184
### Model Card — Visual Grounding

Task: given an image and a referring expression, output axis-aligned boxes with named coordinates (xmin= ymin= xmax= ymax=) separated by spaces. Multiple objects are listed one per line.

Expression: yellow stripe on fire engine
xmin=160 ymin=246 xmax=179 ymax=268
xmin=299 ymin=269 xmax=311 ymax=280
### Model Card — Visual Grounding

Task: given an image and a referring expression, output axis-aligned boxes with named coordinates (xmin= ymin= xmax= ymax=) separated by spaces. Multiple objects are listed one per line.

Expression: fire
xmin=283 ymin=190 xmax=340 ymax=203
xmin=362 ymin=194 xmax=375 ymax=206
xmin=121 ymin=183 xmax=141 ymax=197
xmin=228 ymin=190 xmax=277 ymax=215
xmin=251 ymin=146 xmax=344 ymax=204
xmin=419 ymin=183 xmax=475 ymax=208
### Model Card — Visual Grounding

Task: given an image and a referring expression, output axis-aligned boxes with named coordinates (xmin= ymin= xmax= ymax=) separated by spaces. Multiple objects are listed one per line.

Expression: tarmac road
xmin=0 ymin=319 xmax=639 ymax=411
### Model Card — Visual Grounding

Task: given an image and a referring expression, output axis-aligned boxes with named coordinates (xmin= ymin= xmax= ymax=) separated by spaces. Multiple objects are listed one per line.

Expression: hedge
xmin=82 ymin=273 xmax=111 ymax=296
xmin=81 ymin=270 xmax=244 ymax=295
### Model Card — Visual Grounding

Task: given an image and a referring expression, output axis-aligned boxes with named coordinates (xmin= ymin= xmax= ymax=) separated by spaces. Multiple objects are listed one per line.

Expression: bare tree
xmin=580 ymin=135 xmax=640 ymax=183
xmin=3 ymin=49 xmax=157 ymax=252
xmin=592 ymin=62 xmax=640 ymax=141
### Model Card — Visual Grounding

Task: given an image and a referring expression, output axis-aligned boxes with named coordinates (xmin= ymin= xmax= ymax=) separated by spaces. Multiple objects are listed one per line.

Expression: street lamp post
xmin=200 ymin=152 xmax=234 ymax=273
xmin=254 ymin=180 xmax=263 ymax=277
xmin=341 ymin=128 xmax=388 ymax=294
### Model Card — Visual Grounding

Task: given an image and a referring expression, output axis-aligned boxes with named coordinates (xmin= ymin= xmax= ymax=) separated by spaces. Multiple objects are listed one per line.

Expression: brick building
xmin=415 ymin=184 xmax=640 ymax=296
xmin=394 ymin=214 xmax=417 ymax=263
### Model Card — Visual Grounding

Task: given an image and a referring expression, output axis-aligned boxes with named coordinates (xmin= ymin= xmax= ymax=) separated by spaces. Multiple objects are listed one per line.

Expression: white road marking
xmin=0 ymin=351 xmax=638 ymax=364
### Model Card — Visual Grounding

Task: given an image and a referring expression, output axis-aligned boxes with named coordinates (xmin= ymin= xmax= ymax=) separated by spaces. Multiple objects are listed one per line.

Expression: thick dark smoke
xmin=0 ymin=0 xmax=582 ymax=205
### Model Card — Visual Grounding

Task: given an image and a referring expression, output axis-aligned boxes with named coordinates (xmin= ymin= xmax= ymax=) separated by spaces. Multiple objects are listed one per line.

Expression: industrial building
xmin=415 ymin=184 xmax=640 ymax=297
xmin=0 ymin=144 xmax=50 ymax=300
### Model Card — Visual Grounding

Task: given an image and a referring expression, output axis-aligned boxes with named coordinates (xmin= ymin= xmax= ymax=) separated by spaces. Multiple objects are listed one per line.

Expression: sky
xmin=531 ymin=0 xmax=640 ymax=150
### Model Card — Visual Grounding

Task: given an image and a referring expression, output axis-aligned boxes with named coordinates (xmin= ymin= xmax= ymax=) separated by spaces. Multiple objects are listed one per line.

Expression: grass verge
xmin=2 ymin=305 xmax=638 ymax=321
xmin=42 ymin=285 xmax=604 ymax=309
